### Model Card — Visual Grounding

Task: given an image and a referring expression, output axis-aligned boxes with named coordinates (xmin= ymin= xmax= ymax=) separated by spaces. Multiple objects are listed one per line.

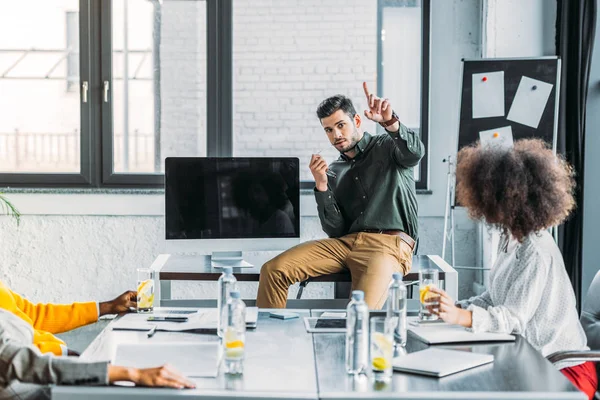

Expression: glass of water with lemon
xmin=370 ymin=316 xmax=395 ymax=381
xmin=136 ymin=268 xmax=155 ymax=313
xmin=419 ymin=269 xmax=440 ymax=321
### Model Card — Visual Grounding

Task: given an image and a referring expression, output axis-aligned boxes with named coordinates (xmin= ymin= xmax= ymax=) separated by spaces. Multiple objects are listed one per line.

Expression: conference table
xmin=52 ymin=309 xmax=585 ymax=400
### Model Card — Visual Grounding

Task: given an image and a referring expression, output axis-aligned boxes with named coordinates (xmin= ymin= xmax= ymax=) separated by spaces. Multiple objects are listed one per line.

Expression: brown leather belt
xmin=361 ymin=229 xmax=415 ymax=251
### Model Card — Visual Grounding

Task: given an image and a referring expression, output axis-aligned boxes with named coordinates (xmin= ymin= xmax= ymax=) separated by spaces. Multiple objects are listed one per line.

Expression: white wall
xmin=582 ymin=9 xmax=600 ymax=299
xmin=0 ymin=205 xmax=477 ymax=304
xmin=420 ymin=0 xmax=482 ymax=217
xmin=484 ymin=0 xmax=556 ymax=58
xmin=477 ymin=0 xmax=556 ymax=287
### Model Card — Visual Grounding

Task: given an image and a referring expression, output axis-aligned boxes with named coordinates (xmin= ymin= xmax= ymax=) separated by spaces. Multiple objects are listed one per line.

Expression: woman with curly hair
xmin=429 ymin=139 xmax=597 ymax=399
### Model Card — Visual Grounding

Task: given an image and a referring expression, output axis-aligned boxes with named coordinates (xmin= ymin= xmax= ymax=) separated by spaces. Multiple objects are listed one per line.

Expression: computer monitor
xmin=165 ymin=157 xmax=301 ymax=266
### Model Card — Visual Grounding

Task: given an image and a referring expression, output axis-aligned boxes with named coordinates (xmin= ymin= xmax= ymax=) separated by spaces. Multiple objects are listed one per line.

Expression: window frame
xmin=377 ymin=0 xmax=430 ymax=191
xmin=0 ymin=0 xmax=93 ymax=187
xmin=0 ymin=0 xmax=429 ymax=191
xmin=99 ymin=0 xmax=165 ymax=187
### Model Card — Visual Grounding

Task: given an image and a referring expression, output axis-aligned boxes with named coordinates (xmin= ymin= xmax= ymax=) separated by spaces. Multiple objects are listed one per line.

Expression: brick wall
xmin=232 ymin=0 xmax=378 ymax=180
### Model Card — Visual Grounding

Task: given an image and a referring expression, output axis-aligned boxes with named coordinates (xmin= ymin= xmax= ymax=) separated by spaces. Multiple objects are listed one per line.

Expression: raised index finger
xmin=362 ymin=81 xmax=371 ymax=100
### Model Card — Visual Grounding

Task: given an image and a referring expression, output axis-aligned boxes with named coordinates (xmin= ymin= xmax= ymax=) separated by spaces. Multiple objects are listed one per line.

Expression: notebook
xmin=113 ymin=342 xmax=220 ymax=377
xmin=392 ymin=348 xmax=494 ymax=377
xmin=408 ymin=320 xmax=515 ymax=344
xmin=112 ymin=307 xmax=259 ymax=332
xmin=303 ymin=317 xmax=346 ymax=333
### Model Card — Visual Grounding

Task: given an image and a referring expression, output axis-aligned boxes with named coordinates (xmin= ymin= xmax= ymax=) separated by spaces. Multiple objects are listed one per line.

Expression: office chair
xmin=547 ymin=269 xmax=600 ymax=399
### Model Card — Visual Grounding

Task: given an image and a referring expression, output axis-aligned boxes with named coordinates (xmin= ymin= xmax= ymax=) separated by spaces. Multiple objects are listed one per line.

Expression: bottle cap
xmin=230 ymin=291 xmax=241 ymax=299
xmin=223 ymin=267 xmax=233 ymax=274
xmin=351 ymin=290 xmax=364 ymax=301
xmin=392 ymin=272 xmax=403 ymax=281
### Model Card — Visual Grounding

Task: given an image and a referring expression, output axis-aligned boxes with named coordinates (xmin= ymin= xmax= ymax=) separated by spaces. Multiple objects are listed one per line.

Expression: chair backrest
xmin=580 ymin=270 xmax=600 ymax=393
xmin=581 ymin=269 xmax=600 ymax=350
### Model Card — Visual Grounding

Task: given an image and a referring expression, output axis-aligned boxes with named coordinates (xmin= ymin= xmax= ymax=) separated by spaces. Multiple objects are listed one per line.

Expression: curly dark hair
xmin=456 ymin=139 xmax=576 ymax=242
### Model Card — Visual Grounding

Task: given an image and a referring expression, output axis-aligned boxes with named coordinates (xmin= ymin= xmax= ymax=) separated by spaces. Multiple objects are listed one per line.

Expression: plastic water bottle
xmin=386 ymin=272 xmax=407 ymax=347
xmin=345 ymin=290 xmax=369 ymax=375
xmin=217 ymin=267 xmax=237 ymax=337
xmin=223 ymin=291 xmax=246 ymax=375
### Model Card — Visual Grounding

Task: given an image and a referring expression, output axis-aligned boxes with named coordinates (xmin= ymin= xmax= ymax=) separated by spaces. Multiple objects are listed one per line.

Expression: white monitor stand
xmin=210 ymin=251 xmax=253 ymax=268
xmin=165 ymin=237 xmax=301 ymax=268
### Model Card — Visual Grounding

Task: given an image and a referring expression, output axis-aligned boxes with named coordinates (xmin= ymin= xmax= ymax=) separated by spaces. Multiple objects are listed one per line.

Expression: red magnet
xmin=482 ymin=76 xmax=488 ymax=82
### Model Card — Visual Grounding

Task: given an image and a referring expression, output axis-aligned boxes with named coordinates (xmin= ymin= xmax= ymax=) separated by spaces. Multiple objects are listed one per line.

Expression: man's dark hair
xmin=316 ymin=95 xmax=358 ymax=120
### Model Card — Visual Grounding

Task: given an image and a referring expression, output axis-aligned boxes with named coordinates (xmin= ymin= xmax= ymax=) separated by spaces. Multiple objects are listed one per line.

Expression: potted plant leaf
xmin=0 ymin=193 xmax=20 ymax=226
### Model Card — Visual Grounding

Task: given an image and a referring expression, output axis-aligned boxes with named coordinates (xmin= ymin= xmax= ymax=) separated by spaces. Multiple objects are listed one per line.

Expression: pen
xmin=147 ymin=324 xmax=157 ymax=338
xmin=315 ymin=149 xmax=337 ymax=178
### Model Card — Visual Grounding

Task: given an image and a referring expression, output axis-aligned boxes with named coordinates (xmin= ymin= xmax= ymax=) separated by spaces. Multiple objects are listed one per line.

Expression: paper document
xmin=112 ymin=307 xmax=259 ymax=332
xmin=113 ymin=342 xmax=220 ymax=377
xmin=472 ymin=71 xmax=505 ymax=119
xmin=392 ymin=348 xmax=494 ymax=377
xmin=479 ymin=126 xmax=514 ymax=150
xmin=408 ymin=318 xmax=515 ymax=344
xmin=507 ymin=76 xmax=553 ymax=128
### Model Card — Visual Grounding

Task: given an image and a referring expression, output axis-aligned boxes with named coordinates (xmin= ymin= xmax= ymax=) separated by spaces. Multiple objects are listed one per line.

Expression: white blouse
xmin=457 ymin=230 xmax=588 ymax=369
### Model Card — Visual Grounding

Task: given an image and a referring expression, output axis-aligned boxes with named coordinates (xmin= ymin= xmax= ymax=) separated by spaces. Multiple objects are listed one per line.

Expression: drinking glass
xmin=370 ymin=316 xmax=395 ymax=381
xmin=419 ymin=269 xmax=440 ymax=321
xmin=136 ymin=268 xmax=155 ymax=313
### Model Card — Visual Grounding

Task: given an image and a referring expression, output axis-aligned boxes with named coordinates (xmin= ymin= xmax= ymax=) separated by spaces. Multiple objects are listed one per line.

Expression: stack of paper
xmin=408 ymin=319 xmax=515 ymax=344
xmin=111 ymin=307 xmax=258 ymax=332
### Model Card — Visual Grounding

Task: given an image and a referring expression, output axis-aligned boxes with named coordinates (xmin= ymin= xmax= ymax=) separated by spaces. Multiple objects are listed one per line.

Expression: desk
xmin=52 ymin=310 xmax=318 ymax=400
xmin=52 ymin=309 xmax=584 ymax=400
xmin=311 ymin=313 xmax=584 ymax=400
xmin=153 ymin=254 xmax=457 ymax=309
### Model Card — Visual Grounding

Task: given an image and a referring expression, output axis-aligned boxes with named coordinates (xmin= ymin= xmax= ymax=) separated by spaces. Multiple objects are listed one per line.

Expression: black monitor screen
xmin=165 ymin=157 xmax=300 ymax=240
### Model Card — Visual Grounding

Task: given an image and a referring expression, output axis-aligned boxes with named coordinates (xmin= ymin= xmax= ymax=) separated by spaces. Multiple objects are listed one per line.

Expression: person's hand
xmin=309 ymin=154 xmax=328 ymax=192
xmin=99 ymin=290 xmax=137 ymax=316
xmin=362 ymin=82 xmax=393 ymax=123
xmin=108 ymin=364 xmax=196 ymax=389
xmin=132 ymin=365 xmax=195 ymax=389
xmin=428 ymin=287 xmax=472 ymax=328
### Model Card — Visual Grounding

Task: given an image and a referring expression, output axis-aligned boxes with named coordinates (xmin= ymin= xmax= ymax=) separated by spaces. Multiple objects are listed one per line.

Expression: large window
xmin=379 ymin=0 xmax=429 ymax=184
xmin=109 ymin=0 xmax=207 ymax=177
xmin=232 ymin=0 xmax=429 ymax=188
xmin=0 ymin=0 xmax=429 ymax=190
xmin=0 ymin=1 xmax=81 ymax=175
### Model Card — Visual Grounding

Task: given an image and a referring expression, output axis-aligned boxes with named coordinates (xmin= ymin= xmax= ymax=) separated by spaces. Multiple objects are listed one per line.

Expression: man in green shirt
xmin=257 ymin=82 xmax=424 ymax=309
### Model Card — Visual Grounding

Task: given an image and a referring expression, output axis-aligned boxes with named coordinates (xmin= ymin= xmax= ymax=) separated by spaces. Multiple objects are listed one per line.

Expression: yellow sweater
xmin=0 ymin=280 xmax=98 ymax=356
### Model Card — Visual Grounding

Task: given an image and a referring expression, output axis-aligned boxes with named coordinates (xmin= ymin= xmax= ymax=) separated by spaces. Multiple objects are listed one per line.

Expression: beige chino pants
xmin=256 ymin=232 xmax=413 ymax=309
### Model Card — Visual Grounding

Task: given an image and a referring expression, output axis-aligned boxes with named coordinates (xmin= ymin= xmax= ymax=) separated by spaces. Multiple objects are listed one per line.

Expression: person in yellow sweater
xmin=0 ymin=280 xmax=137 ymax=356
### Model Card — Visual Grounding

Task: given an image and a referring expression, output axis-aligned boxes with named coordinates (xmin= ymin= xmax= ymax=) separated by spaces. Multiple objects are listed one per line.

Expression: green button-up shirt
xmin=314 ymin=124 xmax=425 ymax=241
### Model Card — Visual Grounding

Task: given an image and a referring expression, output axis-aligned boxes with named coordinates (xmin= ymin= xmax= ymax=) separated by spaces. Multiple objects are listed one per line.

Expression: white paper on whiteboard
xmin=479 ymin=126 xmax=514 ymax=150
xmin=507 ymin=76 xmax=553 ymax=129
xmin=472 ymin=71 xmax=505 ymax=119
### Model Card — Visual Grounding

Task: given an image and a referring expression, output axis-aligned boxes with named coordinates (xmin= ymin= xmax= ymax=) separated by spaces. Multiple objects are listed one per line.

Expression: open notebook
xmin=111 ymin=307 xmax=258 ymax=332
xmin=408 ymin=319 xmax=515 ymax=345
xmin=393 ymin=348 xmax=494 ymax=377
